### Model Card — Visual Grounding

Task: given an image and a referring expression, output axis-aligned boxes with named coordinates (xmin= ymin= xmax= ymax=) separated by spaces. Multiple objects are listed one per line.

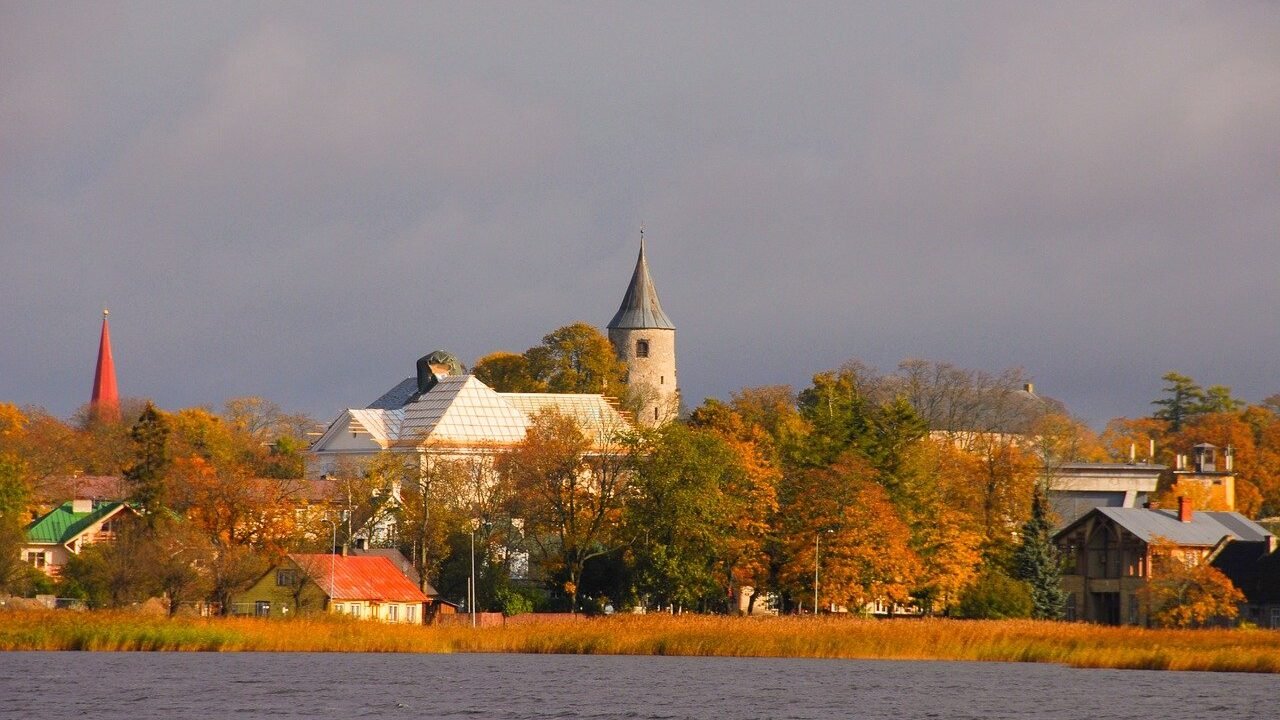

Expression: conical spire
xmin=607 ymin=231 xmax=675 ymax=330
xmin=90 ymin=309 xmax=120 ymax=422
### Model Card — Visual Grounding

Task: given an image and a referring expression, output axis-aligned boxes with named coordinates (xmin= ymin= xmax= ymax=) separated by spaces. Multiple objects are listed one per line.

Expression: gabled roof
xmin=348 ymin=408 xmax=404 ymax=445
xmin=1058 ymin=506 xmax=1272 ymax=547
xmin=25 ymin=501 xmax=132 ymax=545
xmin=289 ymin=554 xmax=428 ymax=603
xmin=399 ymin=375 xmax=531 ymax=447
xmin=607 ymin=240 xmax=674 ymax=330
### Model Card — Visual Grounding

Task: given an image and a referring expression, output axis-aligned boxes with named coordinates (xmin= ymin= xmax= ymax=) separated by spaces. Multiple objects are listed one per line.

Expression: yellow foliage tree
xmin=1142 ymin=549 xmax=1244 ymax=628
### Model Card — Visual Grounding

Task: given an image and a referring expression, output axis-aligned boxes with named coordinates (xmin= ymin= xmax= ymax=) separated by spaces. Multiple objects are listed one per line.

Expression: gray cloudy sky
xmin=3 ymin=2 xmax=1278 ymax=428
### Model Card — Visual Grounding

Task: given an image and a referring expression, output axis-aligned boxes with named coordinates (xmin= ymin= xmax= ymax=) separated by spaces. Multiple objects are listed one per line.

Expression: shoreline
xmin=1 ymin=611 xmax=1277 ymax=674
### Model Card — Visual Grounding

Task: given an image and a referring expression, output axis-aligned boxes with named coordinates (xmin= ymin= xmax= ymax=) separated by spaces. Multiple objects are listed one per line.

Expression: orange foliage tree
xmin=500 ymin=409 xmax=633 ymax=612
xmin=779 ymin=453 xmax=921 ymax=611
xmin=1142 ymin=542 xmax=1245 ymax=628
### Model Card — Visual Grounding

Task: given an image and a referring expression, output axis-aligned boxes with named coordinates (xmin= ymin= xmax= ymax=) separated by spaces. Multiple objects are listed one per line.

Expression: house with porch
xmin=1054 ymin=498 xmax=1272 ymax=625
xmin=21 ymin=499 xmax=138 ymax=576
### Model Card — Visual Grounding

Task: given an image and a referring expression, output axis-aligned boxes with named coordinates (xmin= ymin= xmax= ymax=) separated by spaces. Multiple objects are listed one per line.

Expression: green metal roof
xmin=24 ymin=501 xmax=127 ymax=545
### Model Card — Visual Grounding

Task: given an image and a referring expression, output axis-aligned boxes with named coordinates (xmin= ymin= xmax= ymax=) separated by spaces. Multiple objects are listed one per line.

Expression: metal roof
xmin=607 ymin=240 xmax=674 ymax=330
xmin=501 ymin=393 xmax=631 ymax=447
xmin=348 ymin=408 xmax=404 ymax=445
xmin=289 ymin=554 xmax=428 ymax=603
xmin=24 ymin=501 xmax=130 ymax=545
xmin=1092 ymin=507 xmax=1272 ymax=546
xmin=319 ymin=375 xmax=634 ymax=452
xmin=367 ymin=377 xmax=417 ymax=410
xmin=400 ymin=375 xmax=531 ymax=446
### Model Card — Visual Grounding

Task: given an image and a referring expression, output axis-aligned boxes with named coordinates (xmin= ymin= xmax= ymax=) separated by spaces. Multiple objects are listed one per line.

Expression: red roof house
xmin=233 ymin=553 xmax=428 ymax=623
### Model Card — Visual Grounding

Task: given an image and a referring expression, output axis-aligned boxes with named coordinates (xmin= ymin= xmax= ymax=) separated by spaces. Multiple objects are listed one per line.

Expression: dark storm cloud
xmin=2 ymin=2 xmax=1277 ymax=426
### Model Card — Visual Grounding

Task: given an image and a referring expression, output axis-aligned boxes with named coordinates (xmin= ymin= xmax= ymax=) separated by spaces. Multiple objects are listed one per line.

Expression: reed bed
xmin=2 ymin=611 xmax=1278 ymax=673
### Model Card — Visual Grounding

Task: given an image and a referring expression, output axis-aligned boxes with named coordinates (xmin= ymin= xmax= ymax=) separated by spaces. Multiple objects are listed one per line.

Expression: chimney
xmin=1178 ymin=496 xmax=1193 ymax=523
xmin=1129 ymin=443 xmax=1136 ymax=463
xmin=1023 ymin=383 xmax=1034 ymax=394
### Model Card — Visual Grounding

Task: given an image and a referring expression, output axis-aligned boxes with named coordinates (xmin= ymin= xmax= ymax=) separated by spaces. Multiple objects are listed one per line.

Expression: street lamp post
xmin=469 ymin=518 xmax=493 ymax=628
xmin=469 ymin=525 xmax=477 ymax=628
xmin=321 ymin=517 xmax=337 ymax=609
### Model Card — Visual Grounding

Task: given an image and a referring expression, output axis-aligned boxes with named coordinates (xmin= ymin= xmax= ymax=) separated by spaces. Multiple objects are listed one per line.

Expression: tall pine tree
xmin=1013 ymin=485 xmax=1066 ymax=619
xmin=124 ymin=402 xmax=170 ymax=525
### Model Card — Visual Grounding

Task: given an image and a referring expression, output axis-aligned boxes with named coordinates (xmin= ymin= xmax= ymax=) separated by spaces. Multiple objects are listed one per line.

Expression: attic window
xmin=636 ymin=339 xmax=650 ymax=358
xmin=276 ymin=570 xmax=297 ymax=587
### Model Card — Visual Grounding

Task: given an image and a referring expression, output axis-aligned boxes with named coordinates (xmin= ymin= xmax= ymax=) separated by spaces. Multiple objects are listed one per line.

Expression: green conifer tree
xmin=123 ymin=402 xmax=170 ymax=525
xmin=1013 ymin=485 xmax=1066 ymax=620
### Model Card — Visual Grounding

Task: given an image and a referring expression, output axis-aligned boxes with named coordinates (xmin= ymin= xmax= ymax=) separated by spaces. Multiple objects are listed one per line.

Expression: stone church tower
xmin=608 ymin=234 xmax=678 ymax=426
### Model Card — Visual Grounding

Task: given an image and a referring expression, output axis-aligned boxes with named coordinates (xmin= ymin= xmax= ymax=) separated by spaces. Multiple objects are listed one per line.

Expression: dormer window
xmin=635 ymin=339 xmax=650 ymax=358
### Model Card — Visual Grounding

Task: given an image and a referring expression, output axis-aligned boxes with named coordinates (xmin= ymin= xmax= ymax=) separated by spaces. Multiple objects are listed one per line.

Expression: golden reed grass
xmin=2 ymin=611 xmax=1278 ymax=673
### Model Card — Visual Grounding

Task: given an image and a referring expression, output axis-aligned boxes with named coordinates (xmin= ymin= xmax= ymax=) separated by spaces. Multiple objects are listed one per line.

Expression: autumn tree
xmin=524 ymin=323 xmax=628 ymax=395
xmin=1142 ymin=544 xmax=1244 ymax=628
xmin=779 ymin=453 xmax=921 ymax=611
xmin=500 ymin=409 xmax=633 ymax=611
xmin=473 ymin=351 xmax=545 ymax=393
xmin=145 ymin=517 xmax=214 ymax=615
xmin=688 ymin=400 xmax=782 ymax=613
xmin=1099 ymin=416 xmax=1168 ymax=463
xmin=894 ymin=439 xmax=984 ymax=614
xmin=57 ymin=524 xmax=155 ymax=608
xmin=324 ymin=453 xmax=406 ymax=548
xmin=397 ymin=451 xmax=479 ymax=593
xmin=626 ymin=424 xmax=739 ymax=611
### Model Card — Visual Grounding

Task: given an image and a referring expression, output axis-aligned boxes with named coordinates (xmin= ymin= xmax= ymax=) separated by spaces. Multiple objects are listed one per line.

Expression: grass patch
xmin=2 ymin=611 xmax=1278 ymax=673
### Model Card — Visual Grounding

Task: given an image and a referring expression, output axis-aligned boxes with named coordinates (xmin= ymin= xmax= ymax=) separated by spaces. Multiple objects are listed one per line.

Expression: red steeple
xmin=91 ymin=309 xmax=120 ymax=422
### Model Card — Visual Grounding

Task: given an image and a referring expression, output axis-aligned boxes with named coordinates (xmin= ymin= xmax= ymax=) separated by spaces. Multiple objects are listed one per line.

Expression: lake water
xmin=0 ymin=651 xmax=1272 ymax=719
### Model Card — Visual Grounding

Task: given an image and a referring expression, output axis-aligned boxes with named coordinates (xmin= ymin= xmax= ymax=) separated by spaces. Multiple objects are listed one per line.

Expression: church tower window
xmin=635 ymin=339 xmax=649 ymax=358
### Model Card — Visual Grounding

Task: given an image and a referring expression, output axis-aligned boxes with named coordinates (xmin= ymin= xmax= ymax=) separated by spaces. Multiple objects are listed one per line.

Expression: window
xmin=254 ymin=601 xmax=271 ymax=617
xmin=26 ymin=551 xmax=45 ymax=569
xmin=654 ymin=407 xmax=659 ymax=421
xmin=1064 ymin=594 xmax=1076 ymax=621
xmin=1271 ymin=608 xmax=1280 ymax=630
xmin=276 ymin=570 xmax=297 ymax=587
xmin=635 ymin=339 xmax=649 ymax=358
xmin=660 ymin=375 xmax=664 ymax=385
xmin=1127 ymin=595 xmax=1140 ymax=626
xmin=334 ymin=604 xmax=345 ymax=614
xmin=388 ymin=605 xmax=399 ymax=622
xmin=407 ymin=605 xmax=418 ymax=623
